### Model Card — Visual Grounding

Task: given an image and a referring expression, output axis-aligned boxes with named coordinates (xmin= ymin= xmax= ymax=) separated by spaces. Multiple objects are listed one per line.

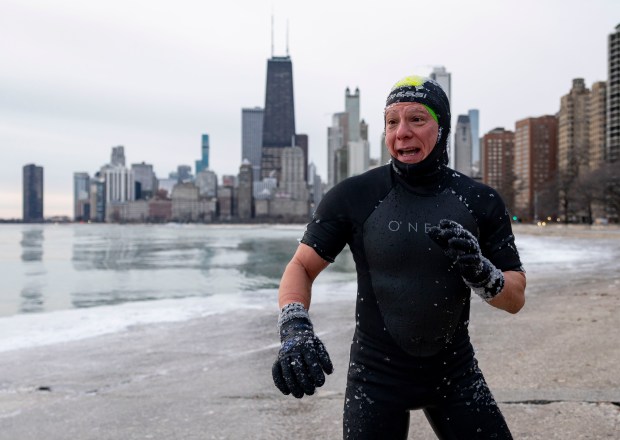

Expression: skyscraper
xmin=590 ymin=81 xmax=607 ymax=169
xmin=482 ymin=128 xmax=515 ymax=211
xmin=345 ymin=87 xmax=370 ymax=177
xmin=73 ymin=172 xmax=90 ymax=221
xmin=131 ymin=162 xmax=157 ymax=200
xmin=104 ymin=167 xmax=135 ymax=205
xmin=430 ymin=66 xmax=453 ymax=166
xmin=327 ymin=112 xmax=348 ymax=188
xmin=346 ymin=87 xmax=361 ymax=142
xmin=261 ymin=55 xmax=296 ymax=181
xmin=430 ymin=66 xmax=452 ymax=103
xmin=237 ymin=160 xmax=253 ymax=220
xmin=558 ymin=78 xmax=590 ymax=179
xmin=242 ymin=107 xmax=264 ymax=180
xmin=514 ymin=116 xmax=558 ymax=221
xmin=280 ymin=146 xmax=308 ymax=201
xmin=23 ymin=164 xmax=44 ymax=223
xmin=607 ymin=24 xmax=620 ymax=162
xmin=327 ymin=88 xmax=369 ymax=188
xmin=195 ymin=134 xmax=210 ymax=174
xmin=468 ymin=109 xmax=481 ymax=178
xmin=454 ymin=115 xmax=472 ymax=176
xmin=176 ymin=165 xmax=193 ymax=183
xmin=111 ymin=146 xmax=126 ymax=167
xmin=294 ymin=133 xmax=309 ymax=182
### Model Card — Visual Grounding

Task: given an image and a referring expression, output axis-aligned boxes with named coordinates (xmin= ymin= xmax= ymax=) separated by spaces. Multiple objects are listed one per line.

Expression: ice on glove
xmin=272 ymin=302 xmax=333 ymax=398
xmin=428 ymin=219 xmax=504 ymax=300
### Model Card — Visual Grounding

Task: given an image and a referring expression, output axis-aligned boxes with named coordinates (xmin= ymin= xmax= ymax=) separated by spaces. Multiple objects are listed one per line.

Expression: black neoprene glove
xmin=428 ymin=219 xmax=505 ymax=300
xmin=272 ymin=303 xmax=333 ymax=398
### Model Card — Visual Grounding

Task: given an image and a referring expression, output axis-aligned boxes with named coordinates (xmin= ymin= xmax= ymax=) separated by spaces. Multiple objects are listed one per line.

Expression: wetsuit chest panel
xmin=362 ymin=185 xmax=478 ymax=357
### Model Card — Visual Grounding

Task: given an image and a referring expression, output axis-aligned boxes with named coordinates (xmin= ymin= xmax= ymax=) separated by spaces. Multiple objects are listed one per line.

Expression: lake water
xmin=0 ymin=223 xmax=617 ymax=352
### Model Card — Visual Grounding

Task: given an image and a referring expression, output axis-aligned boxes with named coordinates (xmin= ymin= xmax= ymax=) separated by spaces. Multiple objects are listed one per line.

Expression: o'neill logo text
xmin=387 ymin=221 xmax=434 ymax=233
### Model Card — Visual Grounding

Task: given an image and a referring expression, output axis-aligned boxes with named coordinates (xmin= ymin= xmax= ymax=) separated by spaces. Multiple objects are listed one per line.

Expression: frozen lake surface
xmin=0 ymin=223 xmax=618 ymax=352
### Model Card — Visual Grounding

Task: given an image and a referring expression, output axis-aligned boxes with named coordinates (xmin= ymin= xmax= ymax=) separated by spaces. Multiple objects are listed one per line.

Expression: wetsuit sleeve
xmin=477 ymin=188 xmax=524 ymax=273
xmin=300 ymin=181 xmax=353 ymax=263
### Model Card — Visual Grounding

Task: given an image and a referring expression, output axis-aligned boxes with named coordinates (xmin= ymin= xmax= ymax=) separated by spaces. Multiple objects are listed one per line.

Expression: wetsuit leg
xmin=343 ymin=385 xmax=410 ymax=440
xmin=342 ymin=336 xmax=437 ymax=440
xmin=423 ymin=360 xmax=513 ymax=440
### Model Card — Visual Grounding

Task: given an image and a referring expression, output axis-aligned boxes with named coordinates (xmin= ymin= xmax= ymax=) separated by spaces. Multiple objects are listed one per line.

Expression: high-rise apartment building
xmin=514 ymin=116 xmax=558 ymax=220
xmin=261 ymin=55 xmax=296 ymax=180
xmin=454 ymin=115 xmax=473 ymax=176
xmin=482 ymin=128 xmax=515 ymax=211
xmin=23 ymin=164 xmax=44 ymax=222
xmin=607 ymin=24 xmax=620 ymax=162
xmin=590 ymin=81 xmax=607 ymax=169
xmin=73 ymin=172 xmax=90 ymax=220
xmin=242 ymin=107 xmax=264 ymax=180
xmin=559 ymin=79 xmax=591 ymax=179
xmin=195 ymin=134 xmax=210 ymax=174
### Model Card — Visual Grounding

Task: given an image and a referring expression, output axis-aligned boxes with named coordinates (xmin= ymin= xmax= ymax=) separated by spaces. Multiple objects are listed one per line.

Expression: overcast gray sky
xmin=1 ymin=0 xmax=618 ymax=218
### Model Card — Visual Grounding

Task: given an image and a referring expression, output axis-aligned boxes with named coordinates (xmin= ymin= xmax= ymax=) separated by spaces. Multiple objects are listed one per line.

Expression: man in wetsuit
xmin=272 ymin=75 xmax=526 ymax=439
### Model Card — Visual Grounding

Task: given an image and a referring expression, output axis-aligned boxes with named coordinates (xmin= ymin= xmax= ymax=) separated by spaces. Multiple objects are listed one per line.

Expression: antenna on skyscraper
xmin=286 ymin=19 xmax=289 ymax=56
xmin=271 ymin=13 xmax=274 ymax=57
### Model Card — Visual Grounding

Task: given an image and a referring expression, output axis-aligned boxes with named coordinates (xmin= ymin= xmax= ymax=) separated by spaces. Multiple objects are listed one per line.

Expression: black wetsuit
xmin=301 ymin=162 xmax=523 ymax=440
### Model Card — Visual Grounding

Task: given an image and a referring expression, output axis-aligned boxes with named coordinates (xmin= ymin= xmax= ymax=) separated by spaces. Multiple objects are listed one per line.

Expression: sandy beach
xmin=0 ymin=224 xmax=619 ymax=439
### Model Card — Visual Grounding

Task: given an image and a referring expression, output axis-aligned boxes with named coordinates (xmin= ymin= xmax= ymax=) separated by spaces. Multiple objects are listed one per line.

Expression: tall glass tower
xmin=23 ymin=164 xmax=44 ymax=222
xmin=242 ymin=107 xmax=264 ymax=180
xmin=261 ymin=55 xmax=296 ymax=180
xmin=195 ymin=134 xmax=210 ymax=174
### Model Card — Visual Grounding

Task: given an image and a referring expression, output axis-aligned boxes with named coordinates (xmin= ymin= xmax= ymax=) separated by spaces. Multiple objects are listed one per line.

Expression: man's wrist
xmin=464 ymin=261 xmax=505 ymax=300
xmin=277 ymin=302 xmax=310 ymax=330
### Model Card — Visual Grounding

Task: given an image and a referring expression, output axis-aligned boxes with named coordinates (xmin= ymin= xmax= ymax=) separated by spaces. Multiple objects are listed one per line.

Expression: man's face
xmin=384 ymin=102 xmax=439 ymax=164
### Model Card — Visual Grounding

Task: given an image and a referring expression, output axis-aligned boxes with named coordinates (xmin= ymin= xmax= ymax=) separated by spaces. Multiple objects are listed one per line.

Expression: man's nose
xmin=396 ymin=121 xmax=412 ymax=138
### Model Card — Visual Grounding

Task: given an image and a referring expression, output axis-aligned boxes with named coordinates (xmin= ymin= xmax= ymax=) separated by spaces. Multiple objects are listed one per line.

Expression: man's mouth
xmin=399 ymin=147 xmax=421 ymax=157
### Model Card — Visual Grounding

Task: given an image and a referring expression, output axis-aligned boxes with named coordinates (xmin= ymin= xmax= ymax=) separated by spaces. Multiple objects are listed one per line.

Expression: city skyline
xmin=1 ymin=0 xmax=618 ymax=218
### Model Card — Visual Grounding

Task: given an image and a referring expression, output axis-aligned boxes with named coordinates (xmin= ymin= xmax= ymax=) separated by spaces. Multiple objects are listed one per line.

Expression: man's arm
xmin=272 ymin=243 xmax=333 ymax=398
xmin=487 ymin=270 xmax=526 ymax=314
xmin=278 ymin=243 xmax=330 ymax=309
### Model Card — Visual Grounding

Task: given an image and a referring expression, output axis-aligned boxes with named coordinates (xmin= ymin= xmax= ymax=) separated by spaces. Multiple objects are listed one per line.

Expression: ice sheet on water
xmin=0 ymin=294 xmax=265 ymax=353
xmin=515 ymin=234 xmax=610 ymax=265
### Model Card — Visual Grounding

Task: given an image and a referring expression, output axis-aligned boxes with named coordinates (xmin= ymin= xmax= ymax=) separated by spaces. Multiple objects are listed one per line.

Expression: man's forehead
xmin=385 ymin=102 xmax=429 ymax=113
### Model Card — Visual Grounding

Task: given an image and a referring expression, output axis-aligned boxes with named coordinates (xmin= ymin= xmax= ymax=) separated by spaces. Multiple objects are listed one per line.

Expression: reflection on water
xmin=20 ymin=229 xmax=44 ymax=262
xmin=65 ymin=225 xmax=327 ymax=310
xmin=19 ymin=228 xmax=45 ymax=313
xmin=0 ymin=224 xmax=358 ymax=317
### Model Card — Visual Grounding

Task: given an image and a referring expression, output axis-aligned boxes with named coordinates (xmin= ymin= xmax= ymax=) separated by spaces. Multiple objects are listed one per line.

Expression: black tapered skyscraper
xmin=261 ymin=55 xmax=296 ymax=181
xmin=23 ymin=164 xmax=44 ymax=222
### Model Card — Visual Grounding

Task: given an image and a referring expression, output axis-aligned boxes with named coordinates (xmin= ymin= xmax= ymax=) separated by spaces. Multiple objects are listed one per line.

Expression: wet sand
xmin=0 ymin=224 xmax=619 ymax=439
